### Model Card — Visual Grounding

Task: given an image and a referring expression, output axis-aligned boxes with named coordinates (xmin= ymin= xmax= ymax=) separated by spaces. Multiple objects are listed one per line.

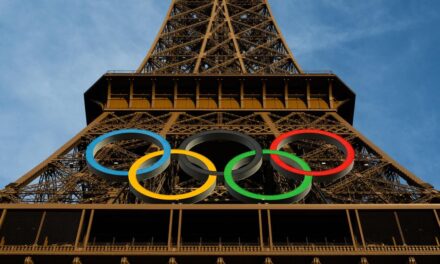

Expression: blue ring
xmin=85 ymin=129 xmax=171 ymax=181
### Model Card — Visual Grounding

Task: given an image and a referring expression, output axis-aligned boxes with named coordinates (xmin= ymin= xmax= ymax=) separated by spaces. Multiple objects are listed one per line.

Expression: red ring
xmin=270 ymin=129 xmax=355 ymax=177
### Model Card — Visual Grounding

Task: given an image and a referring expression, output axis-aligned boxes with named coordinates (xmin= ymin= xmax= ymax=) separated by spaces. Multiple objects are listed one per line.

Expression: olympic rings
xmin=224 ymin=150 xmax=312 ymax=204
xmin=178 ymin=130 xmax=263 ymax=181
xmin=270 ymin=129 xmax=355 ymax=182
xmin=129 ymin=150 xmax=217 ymax=203
xmin=85 ymin=128 xmax=355 ymax=203
xmin=86 ymin=129 xmax=171 ymax=182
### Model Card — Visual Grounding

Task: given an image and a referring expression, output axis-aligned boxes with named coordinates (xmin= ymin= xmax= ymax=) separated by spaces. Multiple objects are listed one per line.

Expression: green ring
xmin=224 ymin=150 xmax=313 ymax=203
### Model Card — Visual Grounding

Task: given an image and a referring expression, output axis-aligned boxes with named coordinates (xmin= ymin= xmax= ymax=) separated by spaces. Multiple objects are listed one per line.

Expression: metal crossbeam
xmin=1 ymin=111 xmax=437 ymax=204
xmin=137 ymin=0 xmax=302 ymax=74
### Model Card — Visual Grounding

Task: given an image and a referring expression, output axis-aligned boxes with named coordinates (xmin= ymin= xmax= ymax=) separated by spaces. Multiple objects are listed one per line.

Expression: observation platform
xmin=84 ymin=73 xmax=355 ymax=125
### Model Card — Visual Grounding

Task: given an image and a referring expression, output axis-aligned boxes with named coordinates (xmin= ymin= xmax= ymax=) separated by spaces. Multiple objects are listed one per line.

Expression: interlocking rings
xmin=178 ymin=130 xmax=263 ymax=182
xmin=86 ymin=128 xmax=355 ymax=204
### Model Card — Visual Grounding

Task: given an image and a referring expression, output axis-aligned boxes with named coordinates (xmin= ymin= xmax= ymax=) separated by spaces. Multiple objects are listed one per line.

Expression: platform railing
xmin=1 ymin=244 xmax=439 ymax=255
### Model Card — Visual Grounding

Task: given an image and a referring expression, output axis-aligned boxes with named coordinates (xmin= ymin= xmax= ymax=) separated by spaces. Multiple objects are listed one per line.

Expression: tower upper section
xmin=84 ymin=0 xmax=356 ymax=125
xmin=137 ymin=0 xmax=303 ymax=75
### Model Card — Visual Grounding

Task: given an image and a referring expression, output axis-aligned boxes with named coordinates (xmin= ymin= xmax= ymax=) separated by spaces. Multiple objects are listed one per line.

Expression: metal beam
xmin=74 ymin=209 xmax=86 ymax=249
xmin=13 ymin=112 xmax=110 ymax=187
xmin=33 ymin=211 xmax=46 ymax=246
xmin=168 ymin=209 xmax=174 ymax=250
xmin=330 ymin=112 xmax=429 ymax=187
xmin=355 ymin=210 xmax=367 ymax=248
xmin=83 ymin=209 xmax=95 ymax=248
xmin=346 ymin=209 xmax=358 ymax=250
xmin=194 ymin=0 xmax=218 ymax=74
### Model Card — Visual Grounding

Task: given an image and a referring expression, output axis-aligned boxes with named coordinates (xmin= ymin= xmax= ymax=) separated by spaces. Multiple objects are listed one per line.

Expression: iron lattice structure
xmin=137 ymin=0 xmax=302 ymax=74
xmin=1 ymin=1 xmax=440 ymax=263
xmin=1 ymin=110 xmax=438 ymax=204
xmin=0 ymin=1 xmax=437 ymax=205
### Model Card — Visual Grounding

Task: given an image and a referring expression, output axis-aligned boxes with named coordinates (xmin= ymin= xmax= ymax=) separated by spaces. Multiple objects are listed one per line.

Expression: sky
xmin=0 ymin=0 xmax=439 ymax=190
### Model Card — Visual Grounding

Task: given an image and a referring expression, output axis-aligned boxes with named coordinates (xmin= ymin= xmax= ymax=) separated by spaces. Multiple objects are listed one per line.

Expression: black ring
xmin=178 ymin=130 xmax=263 ymax=182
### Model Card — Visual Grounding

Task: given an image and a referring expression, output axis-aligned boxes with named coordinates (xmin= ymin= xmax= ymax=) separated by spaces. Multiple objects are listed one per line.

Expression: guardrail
xmin=1 ymin=244 xmax=439 ymax=254
xmin=105 ymin=70 xmax=335 ymax=75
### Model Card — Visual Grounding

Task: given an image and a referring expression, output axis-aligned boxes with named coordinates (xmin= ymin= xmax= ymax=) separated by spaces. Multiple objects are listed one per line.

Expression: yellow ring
xmin=128 ymin=149 xmax=217 ymax=203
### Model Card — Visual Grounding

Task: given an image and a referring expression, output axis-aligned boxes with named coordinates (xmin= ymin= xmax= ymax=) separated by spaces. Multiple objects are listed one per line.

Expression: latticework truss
xmin=2 ymin=1 xmax=439 ymax=263
xmin=1 ymin=0 xmax=437 ymax=206
xmin=137 ymin=0 xmax=302 ymax=74
xmin=2 ymin=111 xmax=438 ymax=204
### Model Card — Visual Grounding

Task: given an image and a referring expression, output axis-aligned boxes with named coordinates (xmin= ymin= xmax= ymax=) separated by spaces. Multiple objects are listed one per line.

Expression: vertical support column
xmin=222 ymin=0 xmax=247 ymax=73
xmin=173 ymin=79 xmax=178 ymax=109
xmin=258 ymin=209 xmax=264 ymax=249
xmin=129 ymin=78 xmax=134 ymax=108
xmin=168 ymin=209 xmax=174 ymax=250
xmin=74 ymin=209 xmax=86 ymax=249
xmin=434 ymin=209 xmax=440 ymax=229
xmin=193 ymin=0 xmax=218 ymax=73
xmin=328 ymin=79 xmax=334 ymax=109
xmin=151 ymin=79 xmax=156 ymax=108
xmin=177 ymin=209 xmax=183 ymax=250
xmin=259 ymin=112 xmax=281 ymax=136
xmin=0 ymin=208 xmax=6 ymax=245
xmin=83 ymin=209 xmax=95 ymax=248
xmin=267 ymin=209 xmax=274 ymax=250
xmin=306 ymin=79 xmax=311 ymax=109
xmin=346 ymin=209 xmax=358 ymax=250
xmin=394 ymin=211 xmax=407 ymax=245
xmin=240 ymin=80 xmax=245 ymax=108
xmin=195 ymin=80 xmax=200 ymax=108
xmin=262 ymin=79 xmax=267 ymax=108
xmin=284 ymin=79 xmax=289 ymax=108
xmin=107 ymin=78 xmax=112 ymax=107
xmin=0 ymin=209 xmax=6 ymax=230
xmin=160 ymin=112 xmax=181 ymax=136
xmin=34 ymin=211 xmax=47 ymax=246
xmin=355 ymin=210 xmax=366 ymax=248
xmin=218 ymin=79 xmax=222 ymax=109
xmin=434 ymin=210 xmax=440 ymax=246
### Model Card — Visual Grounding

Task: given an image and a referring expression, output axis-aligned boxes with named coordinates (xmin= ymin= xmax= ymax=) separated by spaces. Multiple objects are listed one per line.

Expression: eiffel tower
xmin=1 ymin=1 xmax=439 ymax=263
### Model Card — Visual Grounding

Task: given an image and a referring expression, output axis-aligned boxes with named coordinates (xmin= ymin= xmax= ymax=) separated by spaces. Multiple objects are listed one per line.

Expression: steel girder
xmin=137 ymin=0 xmax=302 ymax=74
xmin=1 ymin=111 xmax=437 ymax=204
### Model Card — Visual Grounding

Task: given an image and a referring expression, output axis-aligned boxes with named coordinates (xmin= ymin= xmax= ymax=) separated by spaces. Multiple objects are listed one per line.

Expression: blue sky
xmin=0 ymin=0 xmax=439 ymax=189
